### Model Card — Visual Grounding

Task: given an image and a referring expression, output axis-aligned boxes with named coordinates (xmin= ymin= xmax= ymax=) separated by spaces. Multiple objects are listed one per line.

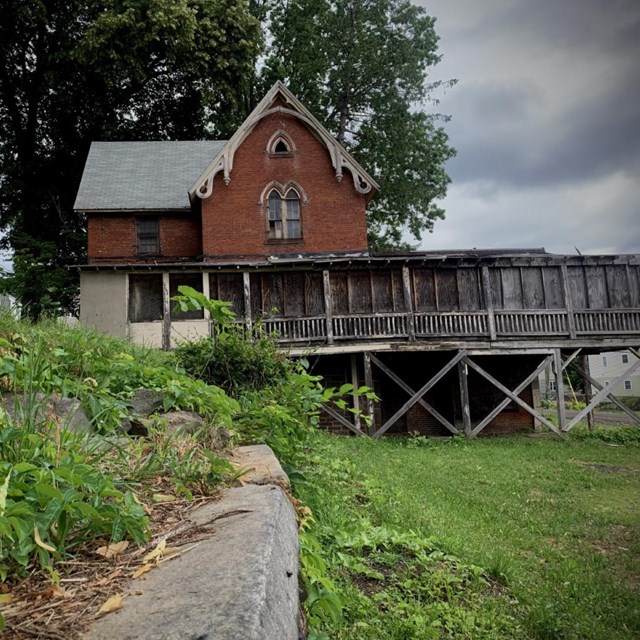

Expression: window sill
xmin=265 ymin=238 xmax=303 ymax=245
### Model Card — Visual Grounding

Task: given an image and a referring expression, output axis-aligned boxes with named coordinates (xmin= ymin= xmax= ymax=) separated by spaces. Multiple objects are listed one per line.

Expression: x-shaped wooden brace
xmin=462 ymin=355 xmax=565 ymax=438
xmin=320 ymin=402 xmax=367 ymax=436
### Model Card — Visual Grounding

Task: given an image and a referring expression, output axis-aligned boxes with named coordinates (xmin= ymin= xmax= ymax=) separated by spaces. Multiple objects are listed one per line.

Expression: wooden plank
xmin=561 ymin=265 xmax=577 ymax=338
xmin=348 ymin=270 xmax=373 ymax=314
xmin=219 ymin=273 xmax=245 ymax=317
xmin=243 ymin=272 xmax=252 ymax=331
xmin=322 ymin=270 xmax=334 ymax=345
xmin=284 ymin=272 xmax=305 ymax=317
xmin=627 ymin=265 xmax=640 ymax=307
xmin=582 ymin=355 xmax=595 ymax=431
xmin=330 ymin=271 xmax=349 ymax=315
xmin=351 ymin=354 xmax=361 ymax=432
xmin=458 ymin=360 xmax=472 ymax=437
xmin=369 ymin=353 xmax=459 ymax=435
xmin=464 ymin=356 xmax=565 ymax=437
xmin=363 ymin=351 xmax=376 ymax=435
xmin=320 ymin=403 xmax=366 ymax=436
xmin=435 ymin=269 xmax=459 ymax=311
xmin=522 ymin=267 xmax=545 ymax=309
xmin=402 ymin=266 xmax=415 ymax=341
xmin=162 ymin=272 xmax=171 ymax=350
xmin=565 ymin=265 xmax=586 ymax=309
xmin=372 ymin=350 xmax=467 ymax=437
xmin=490 ymin=268 xmax=503 ymax=309
xmin=372 ymin=270 xmax=394 ymax=313
xmin=560 ymin=348 xmax=582 ymax=372
xmin=458 ymin=268 xmax=481 ymax=311
xmin=553 ymin=349 xmax=567 ymax=432
xmin=605 ymin=265 xmax=630 ymax=308
xmin=391 ymin=270 xmax=405 ymax=312
xmin=564 ymin=356 xmax=640 ymax=431
xmin=471 ymin=355 xmax=553 ymax=437
xmin=585 ymin=266 xmax=608 ymax=309
xmin=501 ymin=268 xmax=523 ymax=310
xmin=305 ymin=272 xmax=325 ymax=315
xmin=412 ymin=267 xmax=436 ymax=311
xmin=541 ymin=266 xmax=564 ymax=309
xmin=482 ymin=267 xmax=497 ymax=340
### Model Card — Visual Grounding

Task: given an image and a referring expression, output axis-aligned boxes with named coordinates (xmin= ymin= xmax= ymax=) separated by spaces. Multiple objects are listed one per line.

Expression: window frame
xmin=136 ymin=217 xmax=160 ymax=255
xmin=266 ymin=187 xmax=302 ymax=241
xmin=266 ymin=129 xmax=296 ymax=158
xmin=624 ymin=379 xmax=632 ymax=391
xmin=622 ymin=353 xmax=629 ymax=364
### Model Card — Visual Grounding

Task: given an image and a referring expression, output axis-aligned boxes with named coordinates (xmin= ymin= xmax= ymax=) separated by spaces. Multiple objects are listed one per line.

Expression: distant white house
xmin=588 ymin=350 xmax=639 ymax=397
xmin=538 ymin=349 xmax=639 ymax=399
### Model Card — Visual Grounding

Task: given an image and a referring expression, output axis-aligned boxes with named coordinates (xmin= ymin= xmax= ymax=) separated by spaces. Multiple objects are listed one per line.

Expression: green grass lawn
xmin=306 ymin=430 xmax=640 ymax=639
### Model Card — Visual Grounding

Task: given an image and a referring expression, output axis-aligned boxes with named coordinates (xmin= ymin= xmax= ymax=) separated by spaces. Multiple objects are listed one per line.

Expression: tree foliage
xmin=258 ymin=0 xmax=455 ymax=249
xmin=0 ymin=0 xmax=261 ymax=316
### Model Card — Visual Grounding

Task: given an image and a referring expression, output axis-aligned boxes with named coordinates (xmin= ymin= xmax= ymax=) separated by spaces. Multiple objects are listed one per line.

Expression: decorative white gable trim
xmin=190 ymin=81 xmax=379 ymax=201
xmin=266 ymin=129 xmax=296 ymax=155
xmin=258 ymin=180 xmax=309 ymax=206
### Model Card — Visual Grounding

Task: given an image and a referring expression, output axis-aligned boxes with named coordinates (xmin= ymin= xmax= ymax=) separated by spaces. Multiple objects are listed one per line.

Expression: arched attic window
xmin=268 ymin=188 xmax=301 ymax=239
xmin=266 ymin=130 xmax=296 ymax=157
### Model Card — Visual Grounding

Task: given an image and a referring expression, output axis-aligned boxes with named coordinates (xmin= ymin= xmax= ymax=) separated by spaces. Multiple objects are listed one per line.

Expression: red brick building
xmin=76 ymin=82 xmax=640 ymax=437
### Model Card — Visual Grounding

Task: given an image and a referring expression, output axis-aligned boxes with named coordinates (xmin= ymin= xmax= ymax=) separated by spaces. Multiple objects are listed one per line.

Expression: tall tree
xmin=0 ymin=0 xmax=261 ymax=317
xmin=259 ymin=0 xmax=455 ymax=250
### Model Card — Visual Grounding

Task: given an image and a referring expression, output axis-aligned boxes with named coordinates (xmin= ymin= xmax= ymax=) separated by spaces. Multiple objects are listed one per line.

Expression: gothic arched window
xmin=268 ymin=188 xmax=301 ymax=239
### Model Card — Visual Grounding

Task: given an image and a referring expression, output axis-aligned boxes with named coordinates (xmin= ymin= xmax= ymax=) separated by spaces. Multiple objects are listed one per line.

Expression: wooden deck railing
xmin=230 ymin=308 xmax=640 ymax=344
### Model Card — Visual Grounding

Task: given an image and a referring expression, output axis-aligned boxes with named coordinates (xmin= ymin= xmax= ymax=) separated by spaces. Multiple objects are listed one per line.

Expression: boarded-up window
xmin=170 ymin=274 xmax=204 ymax=320
xmin=129 ymin=274 xmax=163 ymax=322
xmin=137 ymin=218 xmax=160 ymax=254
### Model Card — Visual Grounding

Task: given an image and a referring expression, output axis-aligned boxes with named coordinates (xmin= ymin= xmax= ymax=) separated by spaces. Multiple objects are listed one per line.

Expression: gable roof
xmin=74 ymin=140 xmax=226 ymax=212
xmin=190 ymin=81 xmax=379 ymax=203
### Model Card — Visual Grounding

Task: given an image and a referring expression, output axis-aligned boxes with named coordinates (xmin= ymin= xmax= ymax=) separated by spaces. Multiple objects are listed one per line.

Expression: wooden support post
xmin=242 ymin=272 xmax=252 ymax=334
xmin=582 ymin=355 xmax=595 ymax=431
xmin=560 ymin=265 xmax=577 ymax=339
xmin=402 ymin=265 xmax=415 ymax=341
xmin=363 ymin=351 xmax=376 ymax=435
xmin=554 ymin=349 xmax=567 ymax=432
xmin=323 ymin=269 xmax=334 ymax=344
xmin=162 ymin=272 xmax=171 ymax=350
xmin=482 ymin=266 xmax=497 ymax=341
xmin=458 ymin=360 xmax=472 ymax=437
xmin=351 ymin=353 xmax=361 ymax=432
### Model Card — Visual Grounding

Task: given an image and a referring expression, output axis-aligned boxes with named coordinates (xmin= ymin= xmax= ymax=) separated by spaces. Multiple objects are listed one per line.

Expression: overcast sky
xmin=414 ymin=0 xmax=640 ymax=256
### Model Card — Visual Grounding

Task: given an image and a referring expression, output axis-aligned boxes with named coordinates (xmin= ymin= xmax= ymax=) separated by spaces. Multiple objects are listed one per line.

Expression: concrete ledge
xmin=84 ymin=452 xmax=300 ymax=640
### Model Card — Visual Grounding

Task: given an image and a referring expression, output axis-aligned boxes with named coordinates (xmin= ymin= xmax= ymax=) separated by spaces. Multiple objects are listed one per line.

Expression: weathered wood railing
xmin=257 ymin=308 xmax=640 ymax=344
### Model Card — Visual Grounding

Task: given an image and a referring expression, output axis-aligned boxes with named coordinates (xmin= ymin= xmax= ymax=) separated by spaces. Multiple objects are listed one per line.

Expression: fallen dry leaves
xmin=0 ymin=480 xmax=222 ymax=640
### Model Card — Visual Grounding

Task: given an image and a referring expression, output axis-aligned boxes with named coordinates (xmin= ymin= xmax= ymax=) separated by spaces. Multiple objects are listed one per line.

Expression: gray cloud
xmin=413 ymin=0 xmax=640 ymax=254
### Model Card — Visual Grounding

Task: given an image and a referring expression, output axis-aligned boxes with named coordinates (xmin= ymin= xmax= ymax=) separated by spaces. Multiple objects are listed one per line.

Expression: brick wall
xmin=201 ymin=111 xmax=369 ymax=258
xmin=87 ymin=214 xmax=201 ymax=263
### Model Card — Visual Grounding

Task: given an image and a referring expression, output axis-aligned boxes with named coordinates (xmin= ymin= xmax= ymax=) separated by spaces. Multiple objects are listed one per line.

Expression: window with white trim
xmin=624 ymin=379 xmax=632 ymax=391
xmin=266 ymin=130 xmax=295 ymax=157
xmin=549 ymin=380 xmax=557 ymax=392
xmin=622 ymin=353 xmax=629 ymax=364
xmin=602 ymin=355 xmax=608 ymax=367
xmin=268 ymin=188 xmax=301 ymax=240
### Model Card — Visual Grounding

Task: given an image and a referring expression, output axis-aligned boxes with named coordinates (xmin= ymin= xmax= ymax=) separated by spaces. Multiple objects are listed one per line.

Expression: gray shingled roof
xmin=74 ymin=140 xmax=227 ymax=212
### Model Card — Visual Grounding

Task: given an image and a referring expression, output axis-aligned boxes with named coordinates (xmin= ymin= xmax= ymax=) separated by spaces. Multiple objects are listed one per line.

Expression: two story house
xmin=75 ymin=82 xmax=640 ymax=437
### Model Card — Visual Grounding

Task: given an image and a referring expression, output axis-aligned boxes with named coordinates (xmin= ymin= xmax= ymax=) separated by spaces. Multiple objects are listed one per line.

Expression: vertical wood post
xmin=554 ymin=349 xmax=567 ymax=431
xmin=322 ymin=269 xmax=334 ymax=344
xmin=560 ymin=265 xmax=577 ymax=339
xmin=350 ymin=353 xmax=361 ymax=432
xmin=363 ymin=351 xmax=375 ymax=435
xmin=458 ymin=358 xmax=472 ymax=437
xmin=582 ymin=355 xmax=595 ymax=431
xmin=482 ymin=266 xmax=497 ymax=341
xmin=202 ymin=272 xmax=211 ymax=329
xmin=243 ymin=272 xmax=252 ymax=334
xmin=162 ymin=272 xmax=171 ymax=350
xmin=402 ymin=265 xmax=415 ymax=341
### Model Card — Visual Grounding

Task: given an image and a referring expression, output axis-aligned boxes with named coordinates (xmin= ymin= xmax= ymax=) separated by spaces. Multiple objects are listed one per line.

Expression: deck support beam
xmin=320 ymin=403 xmax=366 ymax=436
xmin=363 ymin=351 xmax=376 ymax=435
xmin=458 ymin=360 xmax=472 ymax=437
xmin=554 ymin=349 xmax=568 ymax=431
